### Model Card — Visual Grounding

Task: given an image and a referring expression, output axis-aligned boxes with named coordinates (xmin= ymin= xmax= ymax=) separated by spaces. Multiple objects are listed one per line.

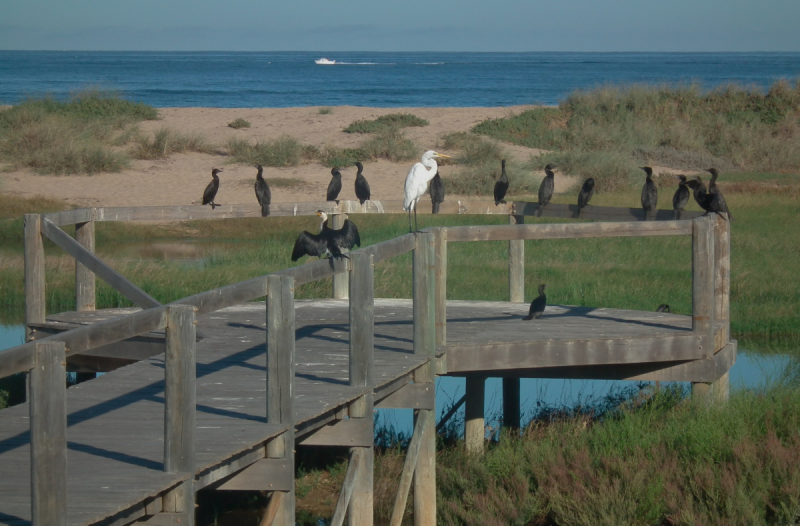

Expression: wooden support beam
xmin=446 ymin=220 xmax=692 ymax=243
xmin=331 ymin=449 xmax=363 ymax=526
xmin=389 ymin=413 xmax=427 ymax=526
xmin=508 ymin=215 xmax=525 ymax=303
xmin=374 ymin=383 xmax=434 ymax=410
xmin=714 ymin=215 xmax=731 ymax=348
xmin=217 ymin=459 xmax=292 ymax=491
xmin=24 ymin=214 xmax=45 ymax=344
xmin=433 ymin=228 xmax=447 ymax=347
xmin=163 ymin=305 xmax=197 ymax=520
xmin=692 ymin=216 xmax=716 ymax=357
xmin=332 ymin=213 xmax=350 ymax=299
xmin=41 ymin=218 xmax=161 ymax=310
xmin=511 ymin=201 xmax=703 ymax=222
xmin=75 ymin=212 xmax=96 ymax=312
xmin=465 ymin=376 xmax=486 ymax=454
xmin=297 ymin=418 xmax=373 ymax=447
xmin=502 ymin=378 xmax=520 ymax=432
xmin=29 ymin=341 xmax=67 ymax=526
xmin=413 ymin=232 xmax=435 ymax=358
xmin=266 ymin=275 xmax=296 ymax=526
xmin=692 ymin=370 xmax=730 ymax=405
xmin=260 ymin=492 xmax=284 ymax=526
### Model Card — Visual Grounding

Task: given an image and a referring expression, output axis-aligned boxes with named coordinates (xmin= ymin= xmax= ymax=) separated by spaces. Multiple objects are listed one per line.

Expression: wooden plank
xmin=29 ymin=341 xmax=67 ymax=526
xmin=41 ymin=218 xmax=161 ymax=310
xmin=692 ymin=216 xmax=715 ymax=357
xmin=433 ymin=228 xmax=447 ymax=347
xmin=298 ymin=419 xmax=372 ymax=447
xmin=163 ymin=305 xmax=196 ymax=515
xmin=330 ymin=449 xmax=362 ymax=526
xmin=465 ymin=376 xmax=485 ymax=453
xmin=374 ymin=383 xmax=434 ymax=410
xmin=349 ymin=252 xmax=374 ymax=389
xmin=508 ymin=215 xmax=525 ymax=303
xmin=216 ymin=459 xmax=292 ymax=491
xmin=42 ymin=208 xmax=92 ymax=227
xmin=75 ymin=217 xmax=96 ymax=312
xmin=502 ymin=378 xmax=520 ymax=431
xmin=389 ymin=414 xmax=426 ymax=526
xmin=446 ymin=333 xmax=704 ymax=373
xmin=446 ymin=220 xmax=692 ymax=243
xmin=714 ymin=216 xmax=731 ymax=347
xmin=261 ymin=492 xmax=284 ymax=526
xmin=413 ymin=232 xmax=435 ymax=358
xmin=332 ymin=214 xmax=350 ymax=300
xmin=25 ymin=214 xmax=45 ymax=344
xmin=412 ymin=371 xmax=435 ymax=526
xmin=511 ymin=201 xmax=704 ymax=222
xmin=358 ymin=233 xmax=416 ymax=264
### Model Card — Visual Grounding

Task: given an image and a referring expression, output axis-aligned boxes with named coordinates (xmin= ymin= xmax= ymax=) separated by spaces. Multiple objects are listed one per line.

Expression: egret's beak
xmin=435 ymin=153 xmax=451 ymax=159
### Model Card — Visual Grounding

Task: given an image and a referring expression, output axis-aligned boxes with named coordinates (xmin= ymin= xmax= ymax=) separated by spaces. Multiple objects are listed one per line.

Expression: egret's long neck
xmin=423 ymin=159 xmax=438 ymax=183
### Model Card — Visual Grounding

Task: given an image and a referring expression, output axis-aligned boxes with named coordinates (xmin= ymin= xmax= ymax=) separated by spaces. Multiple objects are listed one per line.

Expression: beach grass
xmin=318 ymin=107 xmax=334 ymax=115
xmin=225 ymin=135 xmax=317 ymax=167
xmin=227 ymin=118 xmax=251 ymax=129
xmin=0 ymin=90 xmax=158 ymax=175
xmin=343 ymin=113 xmax=429 ymax=134
xmin=130 ymin=127 xmax=215 ymax=159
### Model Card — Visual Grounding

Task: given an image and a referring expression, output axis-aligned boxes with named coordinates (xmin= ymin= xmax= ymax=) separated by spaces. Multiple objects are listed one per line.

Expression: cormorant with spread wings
xmin=291 ymin=211 xmax=361 ymax=261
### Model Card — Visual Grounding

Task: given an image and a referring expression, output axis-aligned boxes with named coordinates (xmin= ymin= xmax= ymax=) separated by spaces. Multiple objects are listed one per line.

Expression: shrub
xmin=226 ymin=135 xmax=314 ymax=167
xmin=344 ymin=113 xmax=429 ymax=134
xmin=227 ymin=118 xmax=251 ymax=129
xmin=318 ymin=107 xmax=333 ymax=115
xmin=360 ymin=127 xmax=419 ymax=162
xmin=131 ymin=128 xmax=214 ymax=160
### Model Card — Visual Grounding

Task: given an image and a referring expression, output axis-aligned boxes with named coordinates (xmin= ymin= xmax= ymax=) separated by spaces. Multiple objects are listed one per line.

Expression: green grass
xmin=227 ymin=118 xmax=251 ymax=129
xmin=225 ymin=135 xmax=317 ymax=167
xmin=473 ymin=81 xmax=800 ymax=191
xmin=343 ymin=113 xmax=429 ymax=134
xmin=0 ymin=89 xmax=158 ymax=175
xmin=318 ymin=107 xmax=334 ymax=115
xmin=130 ymin=128 xmax=215 ymax=159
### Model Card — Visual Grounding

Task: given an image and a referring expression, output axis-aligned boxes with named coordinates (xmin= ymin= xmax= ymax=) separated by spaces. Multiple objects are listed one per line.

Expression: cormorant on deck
xmin=431 ymin=169 xmax=445 ymax=214
xmin=537 ymin=164 xmax=557 ymax=217
xmin=494 ymin=159 xmax=509 ymax=205
xmin=577 ymin=178 xmax=595 ymax=217
xmin=327 ymin=168 xmax=343 ymax=203
xmin=706 ymin=168 xmax=733 ymax=221
xmin=254 ymin=165 xmax=271 ymax=217
xmin=354 ymin=162 xmax=370 ymax=205
xmin=672 ymin=175 xmax=690 ymax=220
xmin=640 ymin=166 xmax=658 ymax=220
xmin=523 ymin=284 xmax=547 ymax=320
xmin=656 ymin=304 xmax=671 ymax=313
xmin=685 ymin=177 xmax=728 ymax=220
xmin=291 ymin=211 xmax=361 ymax=262
xmin=202 ymin=168 xmax=222 ymax=210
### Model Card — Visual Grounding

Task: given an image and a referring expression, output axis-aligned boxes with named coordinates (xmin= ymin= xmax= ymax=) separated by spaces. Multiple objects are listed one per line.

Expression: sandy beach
xmin=0 ymin=105 xmax=576 ymax=208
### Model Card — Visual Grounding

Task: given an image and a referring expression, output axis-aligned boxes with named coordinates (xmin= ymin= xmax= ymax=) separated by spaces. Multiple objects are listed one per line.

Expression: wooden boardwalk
xmin=0 ymin=201 xmax=734 ymax=526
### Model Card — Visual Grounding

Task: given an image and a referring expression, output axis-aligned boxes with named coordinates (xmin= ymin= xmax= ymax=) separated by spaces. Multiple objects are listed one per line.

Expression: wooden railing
xmin=0 ymin=200 xmax=730 ymax=526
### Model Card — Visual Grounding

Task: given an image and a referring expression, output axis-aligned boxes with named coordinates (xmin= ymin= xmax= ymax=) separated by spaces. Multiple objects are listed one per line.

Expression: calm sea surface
xmin=1 ymin=51 xmax=800 ymax=107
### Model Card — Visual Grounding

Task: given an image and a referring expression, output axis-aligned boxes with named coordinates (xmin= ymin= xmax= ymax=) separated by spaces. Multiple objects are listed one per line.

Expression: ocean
xmin=1 ymin=51 xmax=799 ymax=108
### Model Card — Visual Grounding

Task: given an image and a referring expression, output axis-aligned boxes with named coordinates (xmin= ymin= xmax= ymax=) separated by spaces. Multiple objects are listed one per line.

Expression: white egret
xmin=403 ymin=150 xmax=451 ymax=232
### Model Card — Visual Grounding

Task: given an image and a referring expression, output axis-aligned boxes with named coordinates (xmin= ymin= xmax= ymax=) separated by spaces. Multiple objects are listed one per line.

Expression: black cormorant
xmin=656 ymin=304 xmax=671 ymax=313
xmin=430 ymin=169 xmax=445 ymax=214
xmin=327 ymin=168 xmax=343 ymax=202
xmin=202 ymin=168 xmax=222 ymax=210
xmin=494 ymin=159 xmax=509 ymax=206
xmin=291 ymin=211 xmax=361 ymax=262
xmin=640 ymin=166 xmax=658 ymax=220
xmin=707 ymin=168 xmax=733 ymax=221
xmin=537 ymin=164 xmax=556 ymax=217
xmin=254 ymin=165 xmax=271 ymax=217
xmin=672 ymin=175 xmax=689 ymax=220
xmin=523 ymin=284 xmax=547 ymax=320
xmin=685 ymin=177 xmax=728 ymax=220
xmin=577 ymin=178 xmax=595 ymax=217
xmin=354 ymin=162 xmax=370 ymax=205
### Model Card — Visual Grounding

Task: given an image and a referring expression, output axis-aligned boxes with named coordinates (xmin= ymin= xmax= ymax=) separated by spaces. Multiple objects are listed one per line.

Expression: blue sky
xmin=2 ymin=0 xmax=798 ymax=52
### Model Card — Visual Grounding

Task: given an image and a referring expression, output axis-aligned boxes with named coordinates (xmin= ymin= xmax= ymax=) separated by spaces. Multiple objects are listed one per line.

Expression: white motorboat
xmin=315 ymin=58 xmax=336 ymax=65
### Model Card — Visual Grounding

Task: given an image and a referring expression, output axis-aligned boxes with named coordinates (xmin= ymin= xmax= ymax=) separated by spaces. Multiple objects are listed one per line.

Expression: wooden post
xmin=75 ymin=211 xmax=96 ymax=312
xmin=412 ymin=232 xmax=436 ymax=526
xmin=714 ymin=215 xmax=731 ymax=347
xmin=691 ymin=216 xmax=715 ymax=357
xmin=692 ymin=371 xmax=730 ymax=405
xmin=433 ymin=228 xmax=447 ymax=347
xmin=508 ymin=215 xmax=525 ymax=303
xmin=332 ymin=214 xmax=350 ymax=299
xmin=24 ymin=214 xmax=45 ymax=343
xmin=502 ymin=378 xmax=520 ymax=433
xmin=465 ymin=376 xmax=485 ymax=454
xmin=348 ymin=251 xmax=374 ymax=526
xmin=30 ymin=341 xmax=67 ymax=526
xmin=266 ymin=275 xmax=295 ymax=526
xmin=163 ymin=305 xmax=197 ymax=520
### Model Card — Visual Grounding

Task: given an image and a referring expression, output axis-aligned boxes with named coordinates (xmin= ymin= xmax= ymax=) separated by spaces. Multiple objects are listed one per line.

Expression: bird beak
xmin=435 ymin=153 xmax=451 ymax=159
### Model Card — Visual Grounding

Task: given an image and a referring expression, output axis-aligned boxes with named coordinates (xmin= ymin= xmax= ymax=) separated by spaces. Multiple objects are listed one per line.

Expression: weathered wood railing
xmin=1 ymin=199 xmax=730 ymax=526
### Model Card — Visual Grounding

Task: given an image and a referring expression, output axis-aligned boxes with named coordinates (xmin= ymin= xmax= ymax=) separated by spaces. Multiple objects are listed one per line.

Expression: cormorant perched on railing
xmin=523 ymin=284 xmax=547 ymax=320
xmin=327 ymin=168 xmax=343 ymax=203
xmin=202 ymin=168 xmax=222 ymax=210
xmin=685 ymin=177 xmax=728 ymax=220
xmin=656 ymin=304 xmax=671 ymax=313
xmin=403 ymin=150 xmax=451 ymax=232
xmin=537 ymin=164 xmax=556 ymax=217
xmin=254 ymin=165 xmax=271 ymax=217
xmin=430 ymin=169 xmax=445 ymax=214
xmin=640 ymin=166 xmax=658 ymax=221
xmin=354 ymin=162 xmax=370 ymax=205
xmin=577 ymin=178 xmax=595 ymax=217
xmin=494 ymin=159 xmax=509 ymax=205
xmin=672 ymin=175 xmax=689 ymax=220
xmin=707 ymin=168 xmax=733 ymax=221
xmin=291 ymin=211 xmax=361 ymax=262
